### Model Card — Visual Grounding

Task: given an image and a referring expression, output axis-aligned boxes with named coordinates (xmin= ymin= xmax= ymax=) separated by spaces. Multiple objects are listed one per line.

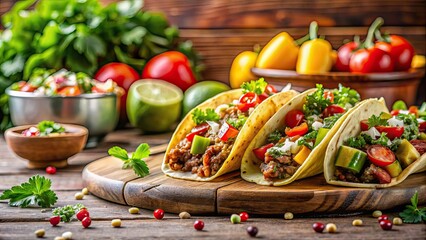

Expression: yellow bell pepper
xmin=255 ymin=32 xmax=300 ymax=70
xmin=411 ymin=55 xmax=425 ymax=68
xmin=293 ymin=145 xmax=311 ymax=165
xmin=296 ymin=22 xmax=334 ymax=74
xmin=229 ymin=51 xmax=258 ymax=89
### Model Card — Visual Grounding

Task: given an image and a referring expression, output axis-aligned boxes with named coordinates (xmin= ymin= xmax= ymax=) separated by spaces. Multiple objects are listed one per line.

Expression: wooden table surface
xmin=1 ymin=129 xmax=425 ymax=240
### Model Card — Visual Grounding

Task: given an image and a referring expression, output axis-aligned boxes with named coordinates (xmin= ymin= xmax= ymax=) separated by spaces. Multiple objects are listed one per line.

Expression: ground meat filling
xmin=166 ymin=105 xmax=247 ymax=178
xmin=261 ymin=152 xmax=300 ymax=181
xmin=335 ymin=164 xmax=383 ymax=184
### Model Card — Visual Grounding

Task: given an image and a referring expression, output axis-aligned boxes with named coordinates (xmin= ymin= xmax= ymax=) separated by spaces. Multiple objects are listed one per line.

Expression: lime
xmin=182 ymin=81 xmax=230 ymax=116
xmin=127 ymin=79 xmax=183 ymax=133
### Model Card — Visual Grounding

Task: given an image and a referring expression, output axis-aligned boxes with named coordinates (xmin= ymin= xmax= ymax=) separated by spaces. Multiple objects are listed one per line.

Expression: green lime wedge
xmin=127 ymin=80 xmax=183 ymax=132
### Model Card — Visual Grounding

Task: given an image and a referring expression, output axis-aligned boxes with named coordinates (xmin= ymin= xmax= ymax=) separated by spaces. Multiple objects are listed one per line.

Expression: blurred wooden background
xmin=1 ymin=0 xmax=425 ymax=101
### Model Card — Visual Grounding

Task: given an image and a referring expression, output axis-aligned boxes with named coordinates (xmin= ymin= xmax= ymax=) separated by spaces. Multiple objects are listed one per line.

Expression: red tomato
xmin=186 ymin=123 xmax=210 ymax=142
xmin=323 ymin=91 xmax=334 ymax=103
xmin=252 ymin=143 xmax=274 ymax=161
xmin=335 ymin=41 xmax=359 ymax=72
xmin=419 ymin=121 xmax=426 ymax=132
xmin=237 ymin=92 xmax=260 ymax=112
xmin=375 ymin=35 xmax=415 ymax=71
xmin=408 ymin=106 xmax=418 ymax=117
xmin=20 ymin=84 xmax=37 ymax=92
xmin=95 ymin=62 xmax=140 ymax=122
xmin=373 ymin=166 xmax=392 ymax=184
xmin=265 ymin=84 xmax=277 ymax=95
xmin=57 ymin=86 xmax=81 ymax=96
xmin=349 ymin=48 xmax=394 ymax=73
xmin=285 ymin=122 xmax=308 ymax=137
xmin=375 ymin=126 xmax=404 ymax=140
xmin=142 ymin=51 xmax=196 ymax=91
xmin=367 ymin=145 xmax=396 ymax=167
xmin=322 ymin=104 xmax=345 ymax=118
xmin=390 ymin=110 xmax=400 ymax=116
xmin=91 ymin=86 xmax=106 ymax=93
xmin=285 ymin=109 xmax=305 ymax=128
xmin=360 ymin=120 xmax=369 ymax=131
xmin=218 ymin=122 xmax=239 ymax=141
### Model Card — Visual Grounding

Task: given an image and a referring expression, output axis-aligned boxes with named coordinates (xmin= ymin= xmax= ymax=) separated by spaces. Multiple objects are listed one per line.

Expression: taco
xmin=241 ymin=84 xmax=362 ymax=186
xmin=324 ymin=99 xmax=426 ymax=188
xmin=162 ymin=79 xmax=299 ymax=181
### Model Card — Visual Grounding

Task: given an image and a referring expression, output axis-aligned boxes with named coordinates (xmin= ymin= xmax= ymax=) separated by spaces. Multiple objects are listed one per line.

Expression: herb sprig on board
xmin=399 ymin=191 xmax=426 ymax=223
xmin=108 ymin=143 xmax=150 ymax=178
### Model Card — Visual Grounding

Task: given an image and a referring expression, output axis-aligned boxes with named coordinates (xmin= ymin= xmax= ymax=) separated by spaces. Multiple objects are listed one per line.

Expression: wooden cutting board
xmin=82 ymin=150 xmax=426 ymax=215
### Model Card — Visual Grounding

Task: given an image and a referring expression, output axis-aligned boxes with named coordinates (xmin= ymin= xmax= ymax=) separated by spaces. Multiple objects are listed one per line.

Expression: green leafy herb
xmin=227 ymin=115 xmax=247 ymax=130
xmin=371 ymin=132 xmax=390 ymax=146
xmin=108 ymin=143 xmax=150 ymax=178
xmin=399 ymin=191 xmax=426 ymax=223
xmin=396 ymin=113 xmax=419 ymax=141
xmin=37 ymin=120 xmax=65 ymax=136
xmin=323 ymin=114 xmax=342 ymax=129
xmin=52 ymin=203 xmax=85 ymax=222
xmin=0 ymin=175 xmax=57 ymax=208
xmin=332 ymin=84 xmax=360 ymax=108
xmin=192 ymin=108 xmax=220 ymax=125
xmin=297 ymin=130 xmax=318 ymax=150
xmin=345 ymin=135 xmax=367 ymax=149
xmin=266 ymin=145 xmax=289 ymax=159
xmin=267 ymin=130 xmax=283 ymax=143
xmin=367 ymin=114 xmax=388 ymax=128
xmin=241 ymin=78 xmax=267 ymax=94
xmin=303 ymin=84 xmax=331 ymax=116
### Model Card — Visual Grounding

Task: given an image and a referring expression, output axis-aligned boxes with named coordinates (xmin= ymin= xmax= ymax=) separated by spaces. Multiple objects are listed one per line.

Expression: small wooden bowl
xmin=252 ymin=68 xmax=425 ymax=108
xmin=5 ymin=124 xmax=88 ymax=169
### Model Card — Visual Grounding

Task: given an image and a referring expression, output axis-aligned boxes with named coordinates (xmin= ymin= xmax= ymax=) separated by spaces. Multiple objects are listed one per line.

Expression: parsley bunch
xmin=108 ymin=143 xmax=150 ymax=178
xmin=399 ymin=191 xmax=426 ymax=223
xmin=0 ymin=175 xmax=57 ymax=208
xmin=241 ymin=78 xmax=267 ymax=94
xmin=192 ymin=108 xmax=220 ymax=125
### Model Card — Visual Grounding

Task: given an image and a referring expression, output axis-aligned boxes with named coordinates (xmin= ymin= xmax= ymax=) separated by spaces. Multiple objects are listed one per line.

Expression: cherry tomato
xmin=95 ymin=62 xmax=140 ymax=123
xmin=142 ymin=51 xmax=196 ymax=91
xmin=237 ymin=92 xmax=260 ymax=112
xmin=323 ymin=91 xmax=334 ymax=103
xmin=375 ymin=126 xmax=404 ymax=140
xmin=375 ymin=35 xmax=415 ymax=71
xmin=390 ymin=110 xmax=400 ymax=116
xmin=20 ymin=84 xmax=37 ymax=92
xmin=218 ymin=122 xmax=239 ymax=141
xmin=349 ymin=48 xmax=394 ymax=73
xmin=57 ymin=86 xmax=81 ymax=96
xmin=367 ymin=145 xmax=396 ymax=167
xmin=252 ymin=143 xmax=274 ymax=160
xmin=186 ymin=123 xmax=210 ymax=142
xmin=322 ymin=104 xmax=345 ymax=118
xmin=360 ymin=120 xmax=369 ymax=131
xmin=408 ymin=106 xmax=418 ymax=117
xmin=285 ymin=110 xmax=305 ymax=128
xmin=259 ymin=84 xmax=278 ymax=101
xmin=285 ymin=122 xmax=308 ymax=137
xmin=373 ymin=167 xmax=392 ymax=184
xmin=335 ymin=41 xmax=359 ymax=72
xmin=419 ymin=121 xmax=426 ymax=132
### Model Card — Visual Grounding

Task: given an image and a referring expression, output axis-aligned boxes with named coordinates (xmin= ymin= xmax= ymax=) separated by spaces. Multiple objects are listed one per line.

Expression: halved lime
xmin=127 ymin=79 xmax=183 ymax=132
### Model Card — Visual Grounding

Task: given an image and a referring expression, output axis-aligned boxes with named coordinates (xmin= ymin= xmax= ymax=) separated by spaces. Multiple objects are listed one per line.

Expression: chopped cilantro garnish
xmin=345 ymin=135 xmax=367 ymax=149
xmin=333 ymin=84 xmax=360 ymax=108
xmin=37 ymin=121 xmax=65 ymax=136
xmin=227 ymin=115 xmax=247 ymax=129
xmin=297 ymin=130 xmax=318 ymax=150
xmin=396 ymin=113 xmax=419 ymax=141
xmin=303 ymin=84 xmax=331 ymax=116
xmin=367 ymin=114 xmax=388 ymax=128
xmin=323 ymin=114 xmax=342 ymax=128
xmin=241 ymin=78 xmax=267 ymax=94
xmin=267 ymin=130 xmax=283 ymax=143
xmin=192 ymin=108 xmax=220 ymax=125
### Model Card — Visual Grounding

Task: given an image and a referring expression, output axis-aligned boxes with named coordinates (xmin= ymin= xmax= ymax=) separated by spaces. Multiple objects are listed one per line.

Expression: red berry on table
xmin=247 ymin=226 xmax=258 ymax=237
xmin=312 ymin=222 xmax=325 ymax=233
xmin=193 ymin=220 xmax=204 ymax=231
xmin=379 ymin=220 xmax=393 ymax=230
xmin=46 ymin=166 xmax=57 ymax=174
xmin=49 ymin=216 xmax=61 ymax=226
xmin=76 ymin=208 xmax=90 ymax=221
xmin=377 ymin=215 xmax=388 ymax=222
xmin=153 ymin=209 xmax=164 ymax=220
xmin=239 ymin=212 xmax=249 ymax=222
xmin=82 ymin=217 xmax=91 ymax=228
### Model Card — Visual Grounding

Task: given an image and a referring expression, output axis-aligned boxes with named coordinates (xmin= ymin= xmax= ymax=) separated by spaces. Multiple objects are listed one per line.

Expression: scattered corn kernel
xmin=179 ymin=211 xmax=191 ymax=219
xmin=372 ymin=210 xmax=382 ymax=218
xmin=393 ymin=217 xmax=403 ymax=225
xmin=62 ymin=231 xmax=73 ymax=239
xmin=325 ymin=223 xmax=337 ymax=233
xmin=352 ymin=219 xmax=363 ymax=226
xmin=82 ymin=188 xmax=89 ymax=195
xmin=74 ymin=192 xmax=84 ymax=200
xmin=34 ymin=229 xmax=45 ymax=238
xmin=111 ymin=219 xmax=122 ymax=228
xmin=128 ymin=207 xmax=140 ymax=214
xmin=284 ymin=212 xmax=294 ymax=220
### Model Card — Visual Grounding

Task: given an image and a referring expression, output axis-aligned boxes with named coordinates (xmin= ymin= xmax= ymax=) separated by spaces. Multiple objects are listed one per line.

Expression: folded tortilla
xmin=324 ymin=98 xmax=426 ymax=188
xmin=162 ymin=88 xmax=299 ymax=181
xmin=241 ymin=88 xmax=364 ymax=186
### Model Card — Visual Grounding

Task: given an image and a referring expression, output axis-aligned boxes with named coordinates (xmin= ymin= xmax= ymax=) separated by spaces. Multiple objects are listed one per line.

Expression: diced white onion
xmin=362 ymin=127 xmax=381 ymax=138
xmin=206 ymin=121 xmax=220 ymax=134
xmin=399 ymin=110 xmax=409 ymax=115
xmin=312 ymin=121 xmax=324 ymax=131
xmin=387 ymin=117 xmax=404 ymax=127
xmin=278 ymin=138 xmax=295 ymax=153
xmin=387 ymin=139 xmax=392 ymax=146
xmin=418 ymin=118 xmax=425 ymax=123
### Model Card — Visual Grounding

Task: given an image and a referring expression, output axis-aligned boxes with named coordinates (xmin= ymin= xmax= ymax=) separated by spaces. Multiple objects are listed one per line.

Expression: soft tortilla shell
xmin=162 ymin=89 xmax=299 ymax=181
xmin=241 ymin=88 xmax=365 ymax=186
xmin=324 ymin=98 xmax=426 ymax=188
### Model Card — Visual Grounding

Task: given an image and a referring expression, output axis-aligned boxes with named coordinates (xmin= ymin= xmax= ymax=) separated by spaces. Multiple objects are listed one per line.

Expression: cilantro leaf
xmin=399 ymin=191 xmax=426 ymax=223
xmin=192 ymin=108 xmax=220 ymax=125
xmin=37 ymin=120 xmax=65 ymax=136
xmin=52 ymin=203 xmax=85 ymax=222
xmin=345 ymin=135 xmax=367 ymax=149
xmin=0 ymin=175 xmax=57 ymax=208
xmin=108 ymin=143 xmax=151 ymax=178
xmin=267 ymin=130 xmax=283 ymax=143
xmin=333 ymin=84 xmax=360 ymax=108
xmin=396 ymin=113 xmax=419 ymax=141
xmin=303 ymin=84 xmax=331 ymax=116
xmin=227 ymin=115 xmax=247 ymax=130
xmin=129 ymin=159 xmax=150 ymax=178
xmin=132 ymin=143 xmax=150 ymax=160
xmin=241 ymin=78 xmax=267 ymax=94
xmin=108 ymin=146 xmax=129 ymax=160
xmin=367 ymin=114 xmax=388 ymax=128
